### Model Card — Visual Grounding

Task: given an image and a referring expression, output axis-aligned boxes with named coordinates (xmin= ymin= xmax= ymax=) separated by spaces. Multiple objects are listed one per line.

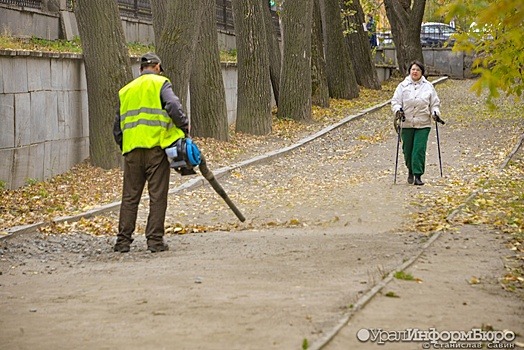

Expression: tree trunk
xmin=384 ymin=0 xmax=425 ymax=75
xmin=342 ymin=0 xmax=381 ymax=90
xmin=262 ymin=2 xmax=282 ymax=107
xmin=189 ymin=0 xmax=229 ymax=141
xmin=231 ymin=0 xmax=272 ymax=135
xmin=320 ymin=0 xmax=359 ymax=99
xmin=75 ymin=0 xmax=132 ymax=169
xmin=278 ymin=0 xmax=314 ymax=122
xmin=311 ymin=0 xmax=330 ymax=107
xmin=150 ymin=0 xmax=204 ymax=107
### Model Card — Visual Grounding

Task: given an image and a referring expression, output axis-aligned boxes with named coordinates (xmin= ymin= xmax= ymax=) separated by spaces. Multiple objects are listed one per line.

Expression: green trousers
xmin=401 ymin=127 xmax=430 ymax=176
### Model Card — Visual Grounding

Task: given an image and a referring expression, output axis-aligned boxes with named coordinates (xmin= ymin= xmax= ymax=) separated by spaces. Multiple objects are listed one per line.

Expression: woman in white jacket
xmin=391 ymin=60 xmax=443 ymax=185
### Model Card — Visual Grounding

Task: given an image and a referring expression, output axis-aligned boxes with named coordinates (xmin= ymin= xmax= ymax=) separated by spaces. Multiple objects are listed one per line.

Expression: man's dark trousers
xmin=116 ymin=147 xmax=170 ymax=247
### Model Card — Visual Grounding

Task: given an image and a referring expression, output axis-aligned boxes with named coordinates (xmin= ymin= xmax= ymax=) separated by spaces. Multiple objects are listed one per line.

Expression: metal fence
xmin=0 ymin=0 xmax=279 ymax=36
xmin=1 ymin=0 xmax=234 ymax=28
xmin=216 ymin=0 xmax=234 ymax=31
xmin=1 ymin=0 xmax=41 ymax=9
xmin=117 ymin=0 xmax=152 ymax=21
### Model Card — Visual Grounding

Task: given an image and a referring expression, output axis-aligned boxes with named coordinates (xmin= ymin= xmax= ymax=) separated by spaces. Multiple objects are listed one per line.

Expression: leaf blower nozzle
xmin=165 ymin=138 xmax=246 ymax=222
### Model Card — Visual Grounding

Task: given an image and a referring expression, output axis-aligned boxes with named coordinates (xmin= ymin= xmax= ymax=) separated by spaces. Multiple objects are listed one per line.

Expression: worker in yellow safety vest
xmin=113 ymin=52 xmax=189 ymax=253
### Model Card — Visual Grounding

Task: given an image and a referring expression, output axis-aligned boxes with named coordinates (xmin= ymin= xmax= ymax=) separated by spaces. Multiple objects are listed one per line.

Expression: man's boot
xmin=114 ymin=236 xmax=133 ymax=253
xmin=407 ymin=171 xmax=414 ymax=185
xmin=414 ymin=175 xmax=424 ymax=186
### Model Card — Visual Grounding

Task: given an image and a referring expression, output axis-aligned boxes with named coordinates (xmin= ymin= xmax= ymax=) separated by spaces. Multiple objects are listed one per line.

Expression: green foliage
xmin=360 ymin=0 xmax=381 ymax=17
xmin=0 ymin=180 xmax=6 ymax=191
xmin=126 ymin=41 xmax=156 ymax=55
xmin=393 ymin=271 xmax=415 ymax=281
xmin=25 ymin=178 xmax=39 ymax=186
xmin=0 ymin=35 xmax=79 ymax=53
xmin=220 ymin=49 xmax=237 ymax=62
xmin=440 ymin=0 xmax=524 ymax=105
xmin=302 ymin=338 xmax=309 ymax=349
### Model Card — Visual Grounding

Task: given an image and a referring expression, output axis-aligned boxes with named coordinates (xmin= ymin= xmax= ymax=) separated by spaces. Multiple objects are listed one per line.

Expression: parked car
xmin=420 ymin=22 xmax=457 ymax=47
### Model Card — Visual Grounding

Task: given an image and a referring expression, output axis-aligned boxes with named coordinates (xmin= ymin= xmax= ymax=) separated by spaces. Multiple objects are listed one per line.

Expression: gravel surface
xmin=1 ymin=78 xmax=522 ymax=349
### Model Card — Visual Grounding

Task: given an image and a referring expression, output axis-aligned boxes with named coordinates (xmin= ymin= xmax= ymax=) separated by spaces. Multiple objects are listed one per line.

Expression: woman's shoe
xmin=407 ymin=172 xmax=414 ymax=184
xmin=414 ymin=175 xmax=424 ymax=186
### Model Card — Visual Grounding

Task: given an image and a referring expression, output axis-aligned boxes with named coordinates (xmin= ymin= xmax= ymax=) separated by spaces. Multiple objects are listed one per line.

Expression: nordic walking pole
xmin=434 ymin=112 xmax=445 ymax=177
xmin=394 ymin=109 xmax=404 ymax=184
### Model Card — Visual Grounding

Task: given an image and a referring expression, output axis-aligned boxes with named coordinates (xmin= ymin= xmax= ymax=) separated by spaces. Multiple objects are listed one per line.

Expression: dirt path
xmin=1 ymin=79 xmax=522 ymax=350
xmin=322 ymin=225 xmax=523 ymax=350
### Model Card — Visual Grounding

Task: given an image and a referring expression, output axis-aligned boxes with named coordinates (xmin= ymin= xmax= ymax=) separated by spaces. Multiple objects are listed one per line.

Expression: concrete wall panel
xmin=0 ymin=94 xmax=15 ymax=148
xmin=137 ymin=22 xmax=155 ymax=45
xmin=50 ymin=58 xmax=64 ymax=90
xmin=44 ymin=91 xmax=59 ymax=141
xmin=14 ymin=93 xmax=31 ymax=147
xmin=27 ymin=57 xmax=52 ymax=91
xmin=222 ymin=66 xmax=238 ymax=125
xmin=1 ymin=56 xmax=28 ymax=93
xmin=0 ymin=57 xmax=4 ymax=93
xmin=44 ymin=139 xmax=61 ymax=179
xmin=65 ymin=91 xmax=83 ymax=139
xmin=4 ymin=9 xmax=33 ymax=38
xmin=30 ymin=91 xmax=47 ymax=143
xmin=61 ymin=59 xmax=81 ymax=90
xmin=32 ymin=12 xmax=60 ymax=40
xmin=56 ymin=91 xmax=67 ymax=139
xmin=11 ymin=145 xmax=32 ymax=188
xmin=80 ymin=91 xmax=89 ymax=137
xmin=72 ymin=137 xmax=89 ymax=165
xmin=0 ymin=148 xmax=14 ymax=186
xmin=30 ymin=142 xmax=45 ymax=180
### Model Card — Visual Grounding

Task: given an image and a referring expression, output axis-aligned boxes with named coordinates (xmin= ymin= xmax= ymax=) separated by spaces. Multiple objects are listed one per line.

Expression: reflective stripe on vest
xmin=119 ymin=74 xmax=184 ymax=154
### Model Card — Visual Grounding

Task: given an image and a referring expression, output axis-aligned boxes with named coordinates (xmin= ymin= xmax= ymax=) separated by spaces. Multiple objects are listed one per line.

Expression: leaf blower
xmin=165 ymin=138 xmax=246 ymax=222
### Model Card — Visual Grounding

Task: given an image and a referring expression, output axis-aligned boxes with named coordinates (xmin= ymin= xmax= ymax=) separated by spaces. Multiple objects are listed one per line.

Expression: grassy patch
xmin=393 ymin=271 xmax=415 ymax=281
xmin=0 ymin=35 xmax=83 ymax=53
xmin=0 ymin=35 xmax=238 ymax=62
xmin=219 ymin=49 xmax=237 ymax=63
xmin=385 ymin=291 xmax=400 ymax=298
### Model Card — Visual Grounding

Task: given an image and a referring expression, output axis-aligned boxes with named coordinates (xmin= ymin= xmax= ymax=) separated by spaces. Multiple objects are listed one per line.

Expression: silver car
xmin=420 ymin=22 xmax=457 ymax=47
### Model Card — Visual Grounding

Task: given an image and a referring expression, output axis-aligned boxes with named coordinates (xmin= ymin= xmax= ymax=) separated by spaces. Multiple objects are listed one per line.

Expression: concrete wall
xmin=374 ymin=47 xmax=474 ymax=79
xmin=0 ymin=5 xmax=61 ymax=40
xmin=0 ymin=50 xmax=89 ymax=189
xmin=422 ymin=48 xmax=474 ymax=78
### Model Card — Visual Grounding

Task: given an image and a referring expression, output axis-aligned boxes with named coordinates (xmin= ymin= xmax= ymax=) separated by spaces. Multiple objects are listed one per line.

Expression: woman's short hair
xmin=408 ymin=60 xmax=425 ymax=75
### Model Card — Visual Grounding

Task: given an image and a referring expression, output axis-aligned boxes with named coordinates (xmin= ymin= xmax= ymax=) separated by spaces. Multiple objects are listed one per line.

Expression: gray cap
xmin=140 ymin=52 xmax=163 ymax=71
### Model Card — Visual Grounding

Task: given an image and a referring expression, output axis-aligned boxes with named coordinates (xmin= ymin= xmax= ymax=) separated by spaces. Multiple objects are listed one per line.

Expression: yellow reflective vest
xmin=118 ymin=74 xmax=185 ymax=154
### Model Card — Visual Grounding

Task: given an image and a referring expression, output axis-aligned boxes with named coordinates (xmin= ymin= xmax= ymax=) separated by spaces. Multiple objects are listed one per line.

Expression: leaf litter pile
xmin=0 ymin=78 xmax=522 ymax=290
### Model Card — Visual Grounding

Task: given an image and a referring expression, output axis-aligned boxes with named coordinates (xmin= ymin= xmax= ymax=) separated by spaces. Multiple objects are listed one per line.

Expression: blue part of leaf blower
xmin=165 ymin=138 xmax=201 ymax=176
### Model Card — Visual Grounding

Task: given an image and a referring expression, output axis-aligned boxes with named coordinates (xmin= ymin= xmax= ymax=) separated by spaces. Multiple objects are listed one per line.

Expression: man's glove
xmin=394 ymin=109 xmax=405 ymax=133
